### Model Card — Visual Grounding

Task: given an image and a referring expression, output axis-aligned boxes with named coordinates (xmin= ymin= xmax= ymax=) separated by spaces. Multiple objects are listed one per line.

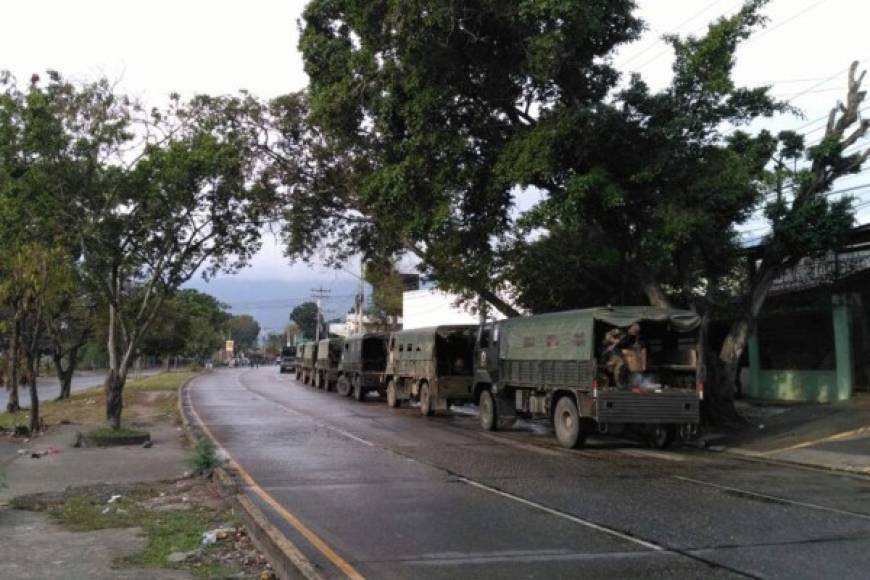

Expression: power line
xmin=617 ymin=0 xmax=730 ymax=67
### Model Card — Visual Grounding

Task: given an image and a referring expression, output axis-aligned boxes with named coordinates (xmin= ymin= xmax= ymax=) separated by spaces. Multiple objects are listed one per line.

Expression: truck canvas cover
xmin=499 ymin=307 xmax=701 ymax=362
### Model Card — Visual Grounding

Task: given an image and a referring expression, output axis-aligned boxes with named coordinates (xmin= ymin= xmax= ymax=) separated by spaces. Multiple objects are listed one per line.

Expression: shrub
xmin=189 ymin=437 xmax=219 ymax=476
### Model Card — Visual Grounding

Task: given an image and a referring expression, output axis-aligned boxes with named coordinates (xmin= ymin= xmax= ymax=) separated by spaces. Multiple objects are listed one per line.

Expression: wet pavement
xmin=187 ymin=368 xmax=870 ymax=579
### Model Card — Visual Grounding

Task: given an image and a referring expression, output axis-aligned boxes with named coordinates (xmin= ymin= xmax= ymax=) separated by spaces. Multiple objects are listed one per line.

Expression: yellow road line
xmin=762 ymin=426 xmax=870 ymax=455
xmin=183 ymin=378 xmax=365 ymax=580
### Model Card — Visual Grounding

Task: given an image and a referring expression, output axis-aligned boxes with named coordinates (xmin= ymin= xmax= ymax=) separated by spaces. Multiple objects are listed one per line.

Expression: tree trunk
xmin=104 ymin=368 xmax=126 ymax=430
xmin=6 ymin=317 xmax=21 ymax=413
xmin=709 ymin=267 xmax=778 ymax=423
xmin=54 ymin=346 xmax=78 ymax=401
xmin=24 ymin=352 xmax=40 ymax=434
xmin=637 ymin=266 xmax=673 ymax=309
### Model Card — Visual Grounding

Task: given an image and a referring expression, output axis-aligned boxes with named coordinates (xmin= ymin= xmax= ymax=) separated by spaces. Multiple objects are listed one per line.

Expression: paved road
xmin=187 ymin=368 xmax=870 ymax=579
xmin=1 ymin=368 xmax=159 ymax=410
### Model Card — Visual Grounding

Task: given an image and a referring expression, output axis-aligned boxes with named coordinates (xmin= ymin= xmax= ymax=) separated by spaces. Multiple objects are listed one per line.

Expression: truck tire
xmin=337 ymin=376 xmax=351 ymax=397
xmin=648 ymin=425 xmax=676 ymax=449
xmin=419 ymin=381 xmax=433 ymax=416
xmin=387 ymin=380 xmax=400 ymax=408
xmin=554 ymin=396 xmax=587 ymax=449
xmin=479 ymin=390 xmax=498 ymax=431
xmin=353 ymin=375 xmax=365 ymax=401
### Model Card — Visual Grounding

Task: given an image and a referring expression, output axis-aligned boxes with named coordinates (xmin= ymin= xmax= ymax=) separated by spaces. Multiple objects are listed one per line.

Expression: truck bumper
xmin=594 ymin=390 xmax=699 ymax=424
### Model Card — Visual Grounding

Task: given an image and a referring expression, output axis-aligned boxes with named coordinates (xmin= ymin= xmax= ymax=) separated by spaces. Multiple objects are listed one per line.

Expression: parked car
xmin=278 ymin=346 xmax=297 ymax=374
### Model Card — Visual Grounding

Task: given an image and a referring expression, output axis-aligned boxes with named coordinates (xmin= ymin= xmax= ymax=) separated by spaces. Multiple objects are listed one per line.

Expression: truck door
xmin=475 ymin=322 xmax=499 ymax=386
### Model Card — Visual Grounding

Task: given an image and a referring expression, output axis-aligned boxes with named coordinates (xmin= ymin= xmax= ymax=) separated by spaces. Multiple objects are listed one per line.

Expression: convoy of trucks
xmin=283 ymin=306 xmax=703 ymax=449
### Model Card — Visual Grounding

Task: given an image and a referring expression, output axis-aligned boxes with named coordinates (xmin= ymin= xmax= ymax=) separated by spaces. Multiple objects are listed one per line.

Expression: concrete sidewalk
xmin=0 ymin=420 xmax=192 ymax=579
xmin=704 ymin=394 xmax=870 ymax=475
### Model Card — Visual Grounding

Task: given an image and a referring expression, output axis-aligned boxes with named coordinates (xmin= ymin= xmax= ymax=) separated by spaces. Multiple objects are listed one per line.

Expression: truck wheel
xmin=353 ymin=376 xmax=365 ymax=401
xmin=554 ymin=396 xmax=587 ymax=449
xmin=648 ymin=425 xmax=676 ymax=450
xmin=387 ymin=380 xmax=400 ymax=408
xmin=419 ymin=382 xmax=433 ymax=416
xmin=336 ymin=376 xmax=351 ymax=397
xmin=479 ymin=390 xmax=498 ymax=431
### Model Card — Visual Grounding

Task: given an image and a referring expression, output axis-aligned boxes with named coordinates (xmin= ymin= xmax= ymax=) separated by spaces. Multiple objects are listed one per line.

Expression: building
xmin=402 ymin=288 xmax=508 ymax=330
xmin=743 ymin=225 xmax=870 ymax=402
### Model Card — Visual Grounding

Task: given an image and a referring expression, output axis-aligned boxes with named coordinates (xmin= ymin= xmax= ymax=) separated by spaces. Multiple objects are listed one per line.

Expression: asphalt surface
xmin=0 ymin=368 xmax=158 ymax=410
xmin=187 ymin=368 xmax=870 ymax=579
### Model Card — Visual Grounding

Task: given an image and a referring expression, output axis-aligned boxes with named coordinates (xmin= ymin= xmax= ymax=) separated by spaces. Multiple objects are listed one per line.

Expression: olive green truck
xmin=335 ymin=333 xmax=389 ymax=400
xmin=314 ymin=338 xmax=344 ymax=391
xmin=473 ymin=306 xmax=702 ymax=449
xmin=383 ymin=325 xmax=477 ymax=414
xmin=296 ymin=341 xmax=318 ymax=385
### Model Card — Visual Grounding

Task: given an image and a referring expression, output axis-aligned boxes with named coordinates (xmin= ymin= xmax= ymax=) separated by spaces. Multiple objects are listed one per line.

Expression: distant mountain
xmin=184 ymin=277 xmax=365 ymax=336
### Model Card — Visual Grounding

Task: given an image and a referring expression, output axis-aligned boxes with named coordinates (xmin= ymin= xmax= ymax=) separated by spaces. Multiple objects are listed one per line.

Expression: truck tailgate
xmin=596 ymin=390 xmax=699 ymax=424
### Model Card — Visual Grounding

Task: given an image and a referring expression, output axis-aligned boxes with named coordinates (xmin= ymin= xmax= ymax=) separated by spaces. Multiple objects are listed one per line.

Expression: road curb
xmin=178 ymin=376 xmax=325 ymax=580
xmin=706 ymin=446 xmax=870 ymax=478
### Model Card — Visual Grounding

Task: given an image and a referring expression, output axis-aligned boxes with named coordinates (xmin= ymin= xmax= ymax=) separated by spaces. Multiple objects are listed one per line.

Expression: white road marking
xmin=673 ymin=476 xmax=870 ymax=521
xmin=618 ymin=449 xmax=688 ymax=462
xmin=458 ymin=478 xmax=665 ymax=551
xmin=404 ymin=548 xmax=662 ymax=566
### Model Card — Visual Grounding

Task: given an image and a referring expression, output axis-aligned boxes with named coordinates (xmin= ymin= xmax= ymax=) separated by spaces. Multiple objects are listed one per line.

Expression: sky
xmin=2 ymin=0 xmax=869 ymax=284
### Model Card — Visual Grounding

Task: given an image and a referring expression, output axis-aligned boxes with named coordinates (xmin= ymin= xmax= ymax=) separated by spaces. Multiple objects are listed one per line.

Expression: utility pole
xmin=311 ymin=286 xmax=331 ymax=342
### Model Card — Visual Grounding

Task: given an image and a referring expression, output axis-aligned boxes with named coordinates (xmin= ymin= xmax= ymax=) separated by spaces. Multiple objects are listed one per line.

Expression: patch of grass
xmin=0 ymin=370 xmax=201 ymax=431
xmin=189 ymin=437 xmax=219 ymax=476
xmin=87 ymin=426 xmax=149 ymax=439
xmin=14 ymin=484 xmax=241 ymax=578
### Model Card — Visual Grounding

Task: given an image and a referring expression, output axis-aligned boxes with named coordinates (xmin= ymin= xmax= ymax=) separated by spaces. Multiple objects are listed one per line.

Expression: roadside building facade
xmin=744 ymin=225 xmax=870 ymax=402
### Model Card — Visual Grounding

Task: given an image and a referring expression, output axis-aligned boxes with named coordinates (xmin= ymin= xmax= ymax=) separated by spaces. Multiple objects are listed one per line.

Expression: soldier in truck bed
xmin=600 ymin=324 xmax=644 ymax=387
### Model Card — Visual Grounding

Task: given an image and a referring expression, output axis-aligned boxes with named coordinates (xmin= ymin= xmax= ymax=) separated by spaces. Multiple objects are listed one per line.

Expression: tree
xmin=499 ymin=1 xmax=867 ymax=421
xmin=140 ymin=289 xmax=229 ymax=363
xmin=364 ymin=259 xmax=404 ymax=322
xmin=0 ymin=244 xmax=74 ymax=433
xmin=263 ymin=332 xmax=286 ymax=357
xmin=282 ymin=0 xmax=644 ymax=315
xmin=67 ymin=87 xmax=276 ymax=429
xmin=228 ymin=314 xmax=260 ymax=351
xmin=0 ymin=70 xmax=87 ymax=412
xmin=290 ymin=302 xmax=325 ymax=340
xmin=46 ymin=289 xmax=97 ymax=400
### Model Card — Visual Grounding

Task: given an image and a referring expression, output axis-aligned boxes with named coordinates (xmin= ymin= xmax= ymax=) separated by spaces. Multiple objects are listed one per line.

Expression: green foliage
xmin=290 ymin=0 xmax=644 ymax=313
xmin=290 ymin=302 xmax=324 ymax=340
xmin=190 ymin=437 xmax=219 ymax=476
xmin=141 ymin=290 xmax=230 ymax=359
xmin=227 ymin=314 xmax=260 ymax=351
xmin=364 ymin=259 xmax=404 ymax=319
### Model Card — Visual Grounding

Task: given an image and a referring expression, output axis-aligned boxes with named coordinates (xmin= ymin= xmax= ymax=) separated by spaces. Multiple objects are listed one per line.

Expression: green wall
xmin=747 ymin=294 xmax=853 ymax=403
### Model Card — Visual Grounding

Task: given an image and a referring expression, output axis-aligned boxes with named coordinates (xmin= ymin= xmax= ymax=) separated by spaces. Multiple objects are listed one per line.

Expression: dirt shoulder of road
xmin=0 ymin=371 xmax=276 ymax=580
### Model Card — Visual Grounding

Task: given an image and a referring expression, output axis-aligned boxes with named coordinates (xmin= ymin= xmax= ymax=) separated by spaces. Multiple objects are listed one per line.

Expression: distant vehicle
xmin=278 ymin=346 xmax=297 ymax=374
xmin=384 ymin=325 xmax=477 ymax=414
xmin=297 ymin=342 xmax=318 ymax=384
xmin=314 ymin=338 xmax=344 ymax=391
xmin=472 ymin=306 xmax=702 ymax=449
xmin=336 ymin=333 xmax=389 ymax=401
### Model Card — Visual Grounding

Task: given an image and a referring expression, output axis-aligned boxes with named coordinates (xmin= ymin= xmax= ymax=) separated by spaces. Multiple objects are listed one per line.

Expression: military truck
xmin=297 ymin=341 xmax=318 ymax=385
xmin=384 ymin=325 xmax=477 ymax=415
xmin=278 ymin=345 xmax=297 ymax=374
xmin=314 ymin=338 xmax=344 ymax=391
xmin=336 ymin=333 xmax=389 ymax=401
xmin=473 ymin=307 xmax=702 ymax=449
